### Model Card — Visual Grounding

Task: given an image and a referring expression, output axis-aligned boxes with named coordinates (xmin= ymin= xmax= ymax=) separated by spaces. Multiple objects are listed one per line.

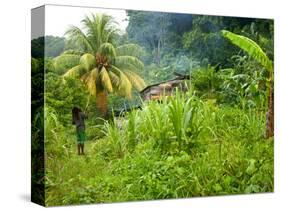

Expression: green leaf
xmin=221 ymin=30 xmax=273 ymax=72
xmin=65 ymin=25 xmax=95 ymax=52
xmin=115 ymin=55 xmax=144 ymax=71
xmin=80 ymin=53 xmax=96 ymax=71
xmin=81 ymin=68 xmax=98 ymax=96
xmin=63 ymin=65 xmax=82 ymax=78
xmin=213 ymin=183 xmax=223 ymax=192
xmin=246 ymin=159 xmax=257 ymax=175
xmin=98 ymin=42 xmax=116 ymax=59
xmin=54 ymin=53 xmax=81 ymax=74
xmin=100 ymin=67 xmax=113 ymax=93
xmin=122 ymin=70 xmax=146 ymax=91
xmin=110 ymin=65 xmax=132 ymax=98
xmin=116 ymin=43 xmax=144 ymax=58
xmin=245 ymin=185 xmax=260 ymax=193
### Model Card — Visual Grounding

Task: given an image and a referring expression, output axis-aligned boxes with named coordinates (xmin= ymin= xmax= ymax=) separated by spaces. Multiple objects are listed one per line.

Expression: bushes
xmin=102 ymin=92 xmax=272 ymax=198
xmin=191 ymin=62 xmax=267 ymax=110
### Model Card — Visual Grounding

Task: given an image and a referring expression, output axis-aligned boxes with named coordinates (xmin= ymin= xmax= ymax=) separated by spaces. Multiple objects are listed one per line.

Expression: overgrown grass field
xmin=45 ymin=92 xmax=273 ymax=206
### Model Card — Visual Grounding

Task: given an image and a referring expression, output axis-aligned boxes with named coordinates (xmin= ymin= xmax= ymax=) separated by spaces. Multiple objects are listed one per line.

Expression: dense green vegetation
xmin=44 ymin=92 xmax=273 ymax=205
xmin=31 ymin=10 xmax=274 ymax=206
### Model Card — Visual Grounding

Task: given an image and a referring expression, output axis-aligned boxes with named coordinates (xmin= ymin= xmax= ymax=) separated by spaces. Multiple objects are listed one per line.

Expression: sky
xmin=45 ymin=4 xmax=129 ymax=37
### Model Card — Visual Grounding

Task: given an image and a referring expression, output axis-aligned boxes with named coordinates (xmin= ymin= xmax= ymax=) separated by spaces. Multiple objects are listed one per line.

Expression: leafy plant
xmin=192 ymin=65 xmax=222 ymax=99
xmin=222 ymin=30 xmax=274 ymax=138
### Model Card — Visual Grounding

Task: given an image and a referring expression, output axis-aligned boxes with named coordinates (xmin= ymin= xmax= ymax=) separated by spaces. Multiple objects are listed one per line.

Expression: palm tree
xmin=54 ymin=13 xmax=146 ymax=117
xmin=222 ymin=30 xmax=274 ymax=138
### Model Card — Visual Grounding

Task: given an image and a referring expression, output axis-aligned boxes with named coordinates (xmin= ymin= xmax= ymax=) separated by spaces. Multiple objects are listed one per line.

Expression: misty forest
xmin=31 ymin=11 xmax=274 ymax=206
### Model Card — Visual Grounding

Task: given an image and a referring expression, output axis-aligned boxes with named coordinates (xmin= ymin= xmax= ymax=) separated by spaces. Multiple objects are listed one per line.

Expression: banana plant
xmin=222 ymin=30 xmax=274 ymax=138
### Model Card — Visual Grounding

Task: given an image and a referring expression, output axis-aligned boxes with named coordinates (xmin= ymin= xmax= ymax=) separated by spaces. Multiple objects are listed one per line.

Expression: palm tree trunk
xmin=96 ymin=90 xmax=108 ymax=118
xmin=265 ymin=78 xmax=274 ymax=138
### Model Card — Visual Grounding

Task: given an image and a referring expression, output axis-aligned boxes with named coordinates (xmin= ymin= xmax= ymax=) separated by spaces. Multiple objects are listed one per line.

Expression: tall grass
xmin=45 ymin=92 xmax=273 ymax=206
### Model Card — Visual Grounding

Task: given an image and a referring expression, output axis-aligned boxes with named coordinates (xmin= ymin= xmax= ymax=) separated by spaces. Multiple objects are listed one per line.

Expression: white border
xmin=0 ymin=0 xmax=280 ymax=211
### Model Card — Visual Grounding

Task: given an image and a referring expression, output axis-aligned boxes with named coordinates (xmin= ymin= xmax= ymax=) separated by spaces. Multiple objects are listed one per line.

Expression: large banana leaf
xmin=221 ymin=30 xmax=273 ymax=72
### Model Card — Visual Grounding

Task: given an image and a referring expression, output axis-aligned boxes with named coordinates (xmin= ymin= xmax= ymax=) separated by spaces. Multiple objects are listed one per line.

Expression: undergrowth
xmin=45 ymin=92 xmax=273 ymax=206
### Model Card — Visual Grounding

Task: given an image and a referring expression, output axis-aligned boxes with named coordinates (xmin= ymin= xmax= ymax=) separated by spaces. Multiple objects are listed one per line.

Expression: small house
xmin=140 ymin=73 xmax=190 ymax=101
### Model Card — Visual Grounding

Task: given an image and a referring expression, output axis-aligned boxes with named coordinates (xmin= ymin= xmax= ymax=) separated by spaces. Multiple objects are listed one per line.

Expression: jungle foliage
xmin=44 ymin=92 xmax=273 ymax=206
xmin=31 ymin=10 xmax=274 ymax=206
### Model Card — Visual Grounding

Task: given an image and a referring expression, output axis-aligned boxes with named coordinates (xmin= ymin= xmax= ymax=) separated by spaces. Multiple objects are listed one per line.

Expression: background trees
xmin=125 ymin=12 xmax=273 ymax=99
xmin=126 ymin=11 xmax=192 ymax=65
xmin=38 ymin=10 xmax=274 ymax=206
xmin=40 ymin=11 xmax=274 ymax=126
xmin=31 ymin=36 xmax=65 ymax=58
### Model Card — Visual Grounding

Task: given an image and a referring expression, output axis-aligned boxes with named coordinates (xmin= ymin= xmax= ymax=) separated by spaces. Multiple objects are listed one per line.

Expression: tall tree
xmin=222 ymin=30 xmax=274 ymax=138
xmin=31 ymin=36 xmax=65 ymax=58
xmin=126 ymin=11 xmax=192 ymax=65
xmin=183 ymin=15 xmax=273 ymax=68
xmin=54 ymin=13 xmax=146 ymax=117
